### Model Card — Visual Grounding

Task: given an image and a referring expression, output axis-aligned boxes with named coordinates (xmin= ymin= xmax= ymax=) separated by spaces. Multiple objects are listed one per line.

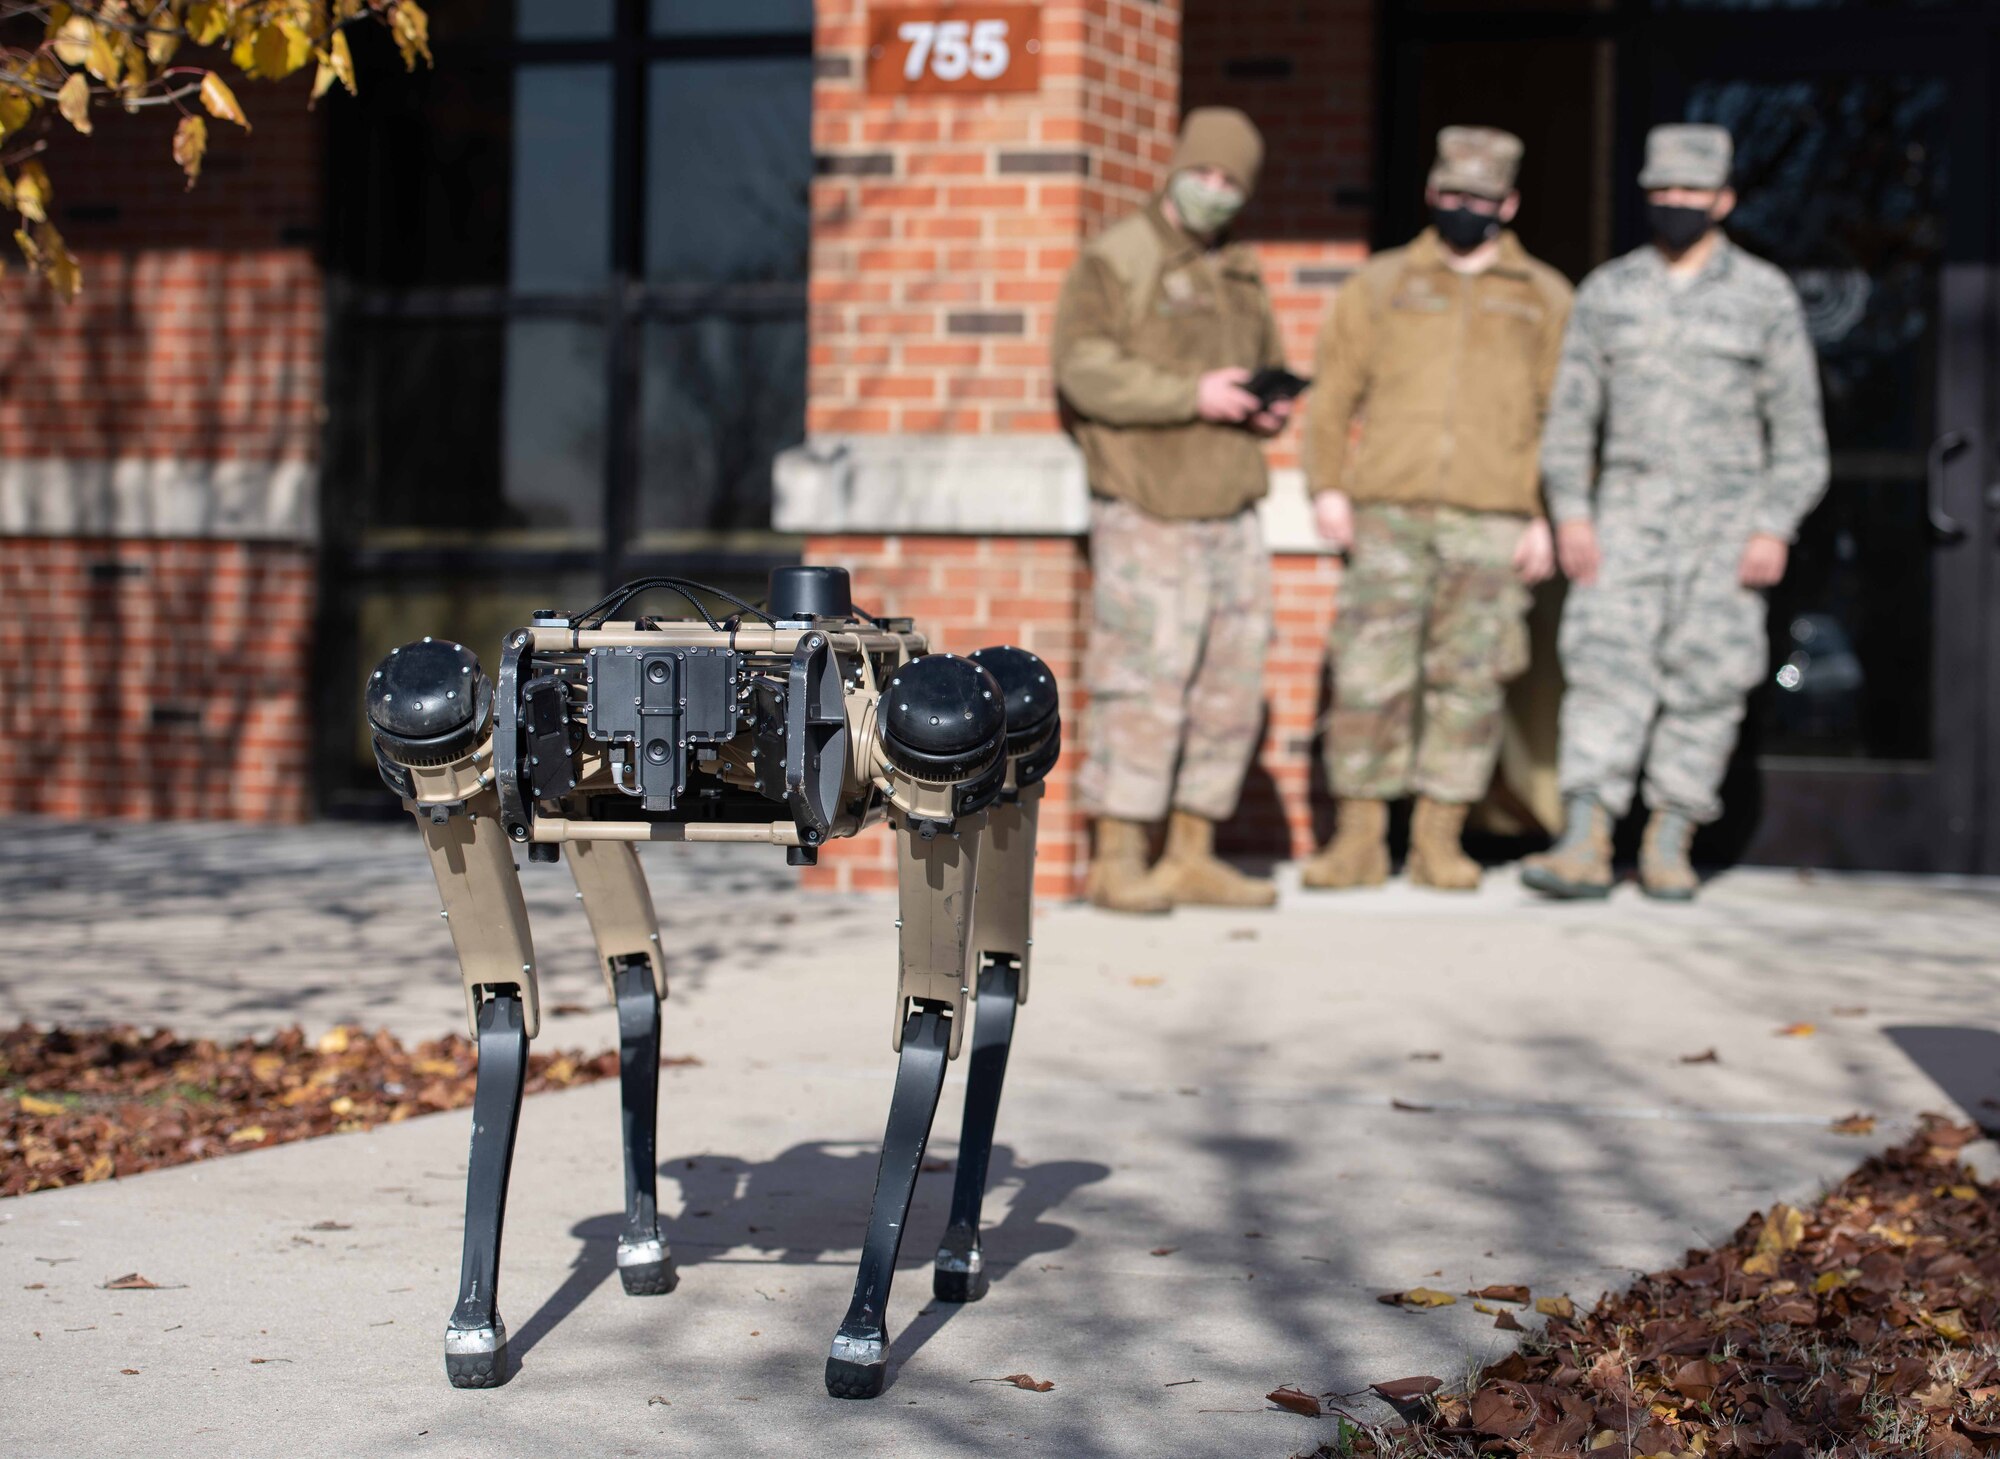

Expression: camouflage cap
xmin=1638 ymin=123 xmax=1733 ymax=190
xmin=1427 ymin=126 xmax=1523 ymax=200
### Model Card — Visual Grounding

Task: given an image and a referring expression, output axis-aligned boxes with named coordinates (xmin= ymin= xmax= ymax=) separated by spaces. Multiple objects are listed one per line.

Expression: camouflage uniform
xmin=1078 ymin=496 xmax=1271 ymax=820
xmin=1326 ymin=504 xmax=1531 ymax=803
xmin=1542 ymin=232 xmax=1829 ymax=823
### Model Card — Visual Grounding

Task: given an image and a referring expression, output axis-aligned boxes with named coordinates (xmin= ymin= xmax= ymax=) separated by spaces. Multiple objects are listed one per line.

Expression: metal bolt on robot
xmin=363 ymin=565 xmax=1059 ymax=1399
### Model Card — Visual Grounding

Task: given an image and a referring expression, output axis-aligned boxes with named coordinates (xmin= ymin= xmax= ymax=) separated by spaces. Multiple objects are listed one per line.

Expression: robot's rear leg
xmin=824 ymin=1000 xmax=953 ymax=1400
xmin=613 ymin=956 xmax=676 ymax=1295
xmin=445 ymin=990 xmax=530 ymax=1389
xmin=933 ymin=957 xmax=1019 ymax=1302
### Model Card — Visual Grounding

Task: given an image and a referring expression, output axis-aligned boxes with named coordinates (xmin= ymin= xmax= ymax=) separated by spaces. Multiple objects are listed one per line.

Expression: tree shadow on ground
xmin=509 ymin=1139 xmax=1108 ymax=1391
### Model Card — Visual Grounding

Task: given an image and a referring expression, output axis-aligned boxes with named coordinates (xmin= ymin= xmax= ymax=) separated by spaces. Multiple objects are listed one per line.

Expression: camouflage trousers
xmin=1556 ymin=517 xmax=1767 ymax=823
xmin=1324 ymin=503 xmax=1531 ymax=804
xmin=1078 ymin=495 xmax=1272 ymax=822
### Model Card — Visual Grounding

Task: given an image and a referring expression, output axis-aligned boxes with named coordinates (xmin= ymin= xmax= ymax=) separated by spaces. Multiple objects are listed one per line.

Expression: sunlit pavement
xmin=4 ymin=818 xmax=1999 ymax=1458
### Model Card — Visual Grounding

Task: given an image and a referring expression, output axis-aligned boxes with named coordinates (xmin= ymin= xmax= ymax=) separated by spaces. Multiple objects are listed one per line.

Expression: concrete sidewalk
xmin=4 ymin=819 xmax=2000 ymax=1457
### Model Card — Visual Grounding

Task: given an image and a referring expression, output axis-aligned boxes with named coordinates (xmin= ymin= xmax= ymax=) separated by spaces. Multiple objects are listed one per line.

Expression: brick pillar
xmin=800 ymin=0 xmax=1184 ymax=896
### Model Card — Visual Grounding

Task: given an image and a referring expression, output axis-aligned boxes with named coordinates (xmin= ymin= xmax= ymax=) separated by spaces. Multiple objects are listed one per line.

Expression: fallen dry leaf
xmin=1493 ymin=1308 xmax=1523 ymax=1331
xmin=1468 ymin=1283 xmax=1530 ymax=1303
xmin=1775 ymin=1021 xmax=1818 ymax=1037
xmin=973 ymin=1373 xmax=1054 ymax=1392
xmin=1266 ymin=1385 xmax=1321 ymax=1416
xmin=1370 ymin=1376 xmax=1443 ymax=1404
xmin=1679 ymin=1048 xmax=1720 ymax=1064
xmin=1380 ymin=1287 xmax=1458 ymax=1309
xmin=1149 ymin=1246 xmax=1178 ymax=1257
xmin=17 ymin=1094 xmax=66 ymax=1116
xmin=102 ymin=1274 xmax=160 ymax=1290
xmin=1390 ymin=1098 xmax=1435 ymax=1113
xmin=1533 ymin=1295 xmax=1574 ymax=1318
xmin=1832 ymin=1112 xmax=1879 ymax=1135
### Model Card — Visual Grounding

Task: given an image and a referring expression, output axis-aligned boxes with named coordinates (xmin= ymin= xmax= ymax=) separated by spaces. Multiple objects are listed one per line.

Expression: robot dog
xmin=363 ymin=566 xmax=1057 ymax=1399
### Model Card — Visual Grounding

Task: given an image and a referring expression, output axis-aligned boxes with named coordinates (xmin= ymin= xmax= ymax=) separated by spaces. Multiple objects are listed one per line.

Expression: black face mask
xmin=1648 ymin=202 xmax=1714 ymax=254
xmin=1431 ymin=204 xmax=1501 ymax=253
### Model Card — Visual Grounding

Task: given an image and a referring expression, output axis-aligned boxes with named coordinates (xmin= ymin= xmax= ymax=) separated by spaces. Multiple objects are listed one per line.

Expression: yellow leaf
xmin=1925 ymin=1309 xmax=1971 ymax=1342
xmin=1401 ymin=1287 xmax=1458 ymax=1308
xmin=329 ymin=1096 xmax=355 ymax=1116
xmin=52 ymin=16 xmax=92 ymax=67
xmin=277 ymin=1085 xmax=320 ymax=1107
xmin=146 ymin=25 xmax=180 ymax=68
xmin=1949 ymin=1185 xmax=1979 ymax=1201
xmin=1590 ymin=1432 xmax=1622 ymax=1450
xmin=0 ymin=88 xmax=33 ymax=143
xmin=330 ymin=30 xmax=356 ymax=92
xmin=1535 ymin=1295 xmax=1575 ymax=1318
xmin=1813 ymin=1268 xmax=1860 ymax=1294
xmin=14 ymin=162 xmax=51 ymax=222
xmin=249 ymin=1051 xmax=285 ymax=1080
xmin=82 ymin=1153 xmax=114 ymax=1182
xmin=19 ymin=1093 xmax=67 ymax=1116
xmin=227 ymin=1125 xmax=269 ymax=1145
xmin=253 ymin=21 xmax=313 ymax=80
xmin=390 ymin=0 xmax=432 ymax=68
xmin=1755 ymin=1203 xmax=1806 ymax=1256
xmin=186 ymin=0 xmax=229 ymax=47
xmin=0 ymin=171 xmax=14 ymax=212
xmin=56 ymin=71 xmax=90 ymax=134
xmin=200 ymin=72 xmax=251 ymax=130
xmin=13 ymin=226 xmax=40 ymax=271
xmin=1776 ymin=1022 xmax=1817 ymax=1038
xmin=172 ymin=114 xmax=206 ymax=189
xmin=316 ymin=1027 xmax=352 ymax=1055
xmin=411 ymin=1056 xmax=461 ymax=1077
xmin=1741 ymin=1250 xmax=1779 ymax=1277
xmin=84 ymin=26 xmax=123 ymax=86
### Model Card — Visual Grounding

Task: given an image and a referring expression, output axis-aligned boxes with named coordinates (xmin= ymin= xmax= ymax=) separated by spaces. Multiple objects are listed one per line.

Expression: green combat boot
xmin=1300 ymin=799 xmax=1390 ymax=890
xmin=1406 ymin=797 xmax=1481 ymax=891
xmin=1521 ymin=794 xmax=1614 ymax=900
xmin=1152 ymin=810 xmax=1278 ymax=908
xmin=1085 ymin=817 xmax=1173 ymax=915
xmin=1639 ymin=808 xmax=1700 ymax=901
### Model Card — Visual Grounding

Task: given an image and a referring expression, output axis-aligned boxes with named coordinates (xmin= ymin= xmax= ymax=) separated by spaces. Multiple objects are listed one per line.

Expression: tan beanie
xmin=1169 ymin=107 xmax=1264 ymax=196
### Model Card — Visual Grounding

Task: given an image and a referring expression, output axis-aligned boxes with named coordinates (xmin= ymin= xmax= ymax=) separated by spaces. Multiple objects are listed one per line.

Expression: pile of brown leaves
xmin=1341 ymin=1116 xmax=2000 ymax=1458
xmin=1 ymin=1022 xmax=622 ymax=1197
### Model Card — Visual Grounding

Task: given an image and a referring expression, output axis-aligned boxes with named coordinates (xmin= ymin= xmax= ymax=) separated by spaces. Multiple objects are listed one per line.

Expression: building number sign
xmin=866 ymin=5 xmax=1043 ymax=95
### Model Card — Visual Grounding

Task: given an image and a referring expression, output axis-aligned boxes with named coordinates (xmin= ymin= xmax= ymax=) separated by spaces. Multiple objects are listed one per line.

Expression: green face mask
xmin=1167 ymin=170 xmax=1246 ymax=239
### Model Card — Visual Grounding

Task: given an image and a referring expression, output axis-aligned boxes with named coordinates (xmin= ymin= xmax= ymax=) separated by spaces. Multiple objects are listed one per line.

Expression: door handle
xmin=1928 ymin=431 xmax=1969 ymax=545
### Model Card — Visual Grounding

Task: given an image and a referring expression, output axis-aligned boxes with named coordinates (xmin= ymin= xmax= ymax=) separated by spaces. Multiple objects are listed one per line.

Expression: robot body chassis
xmin=364 ymin=567 xmax=1059 ymax=1399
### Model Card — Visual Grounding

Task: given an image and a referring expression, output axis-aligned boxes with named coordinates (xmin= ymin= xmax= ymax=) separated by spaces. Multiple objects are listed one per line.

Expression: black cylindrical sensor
xmin=767 ymin=565 xmax=853 ymax=622
xmin=366 ymin=639 xmax=493 ymax=767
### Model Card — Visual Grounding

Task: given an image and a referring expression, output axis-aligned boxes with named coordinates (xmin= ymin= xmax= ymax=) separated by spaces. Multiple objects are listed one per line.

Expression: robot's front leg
xmin=825 ymin=817 xmax=980 ymax=1400
xmin=367 ymin=639 xmax=541 ymax=1388
xmin=935 ymin=646 xmax=1057 ymax=1304
xmin=417 ymin=787 xmax=541 ymax=1389
xmin=566 ymin=839 xmax=676 ymax=1296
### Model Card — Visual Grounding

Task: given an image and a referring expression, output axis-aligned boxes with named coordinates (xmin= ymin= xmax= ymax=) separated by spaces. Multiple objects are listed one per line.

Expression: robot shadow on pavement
xmin=363 ymin=565 xmax=1060 ymax=1400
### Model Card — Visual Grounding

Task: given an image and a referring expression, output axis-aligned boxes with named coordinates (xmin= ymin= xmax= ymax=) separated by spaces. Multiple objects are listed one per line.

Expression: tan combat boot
xmin=1520 ymin=794 xmax=1613 ymax=900
xmin=1151 ymin=809 xmax=1278 ymax=908
xmin=1299 ymin=798 xmax=1390 ymax=890
xmin=1084 ymin=817 xmax=1173 ymax=915
xmin=1639 ymin=808 xmax=1699 ymax=902
xmin=1406 ymin=797 xmax=1481 ymax=891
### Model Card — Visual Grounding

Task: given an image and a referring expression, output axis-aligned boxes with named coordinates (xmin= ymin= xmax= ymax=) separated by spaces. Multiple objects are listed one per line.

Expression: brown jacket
xmin=1305 ymin=229 xmax=1573 ymax=517
xmin=1053 ymin=202 xmax=1286 ymax=521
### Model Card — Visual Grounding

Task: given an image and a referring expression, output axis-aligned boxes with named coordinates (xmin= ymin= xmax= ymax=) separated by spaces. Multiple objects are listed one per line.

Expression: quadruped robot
xmin=363 ymin=566 xmax=1058 ymax=1399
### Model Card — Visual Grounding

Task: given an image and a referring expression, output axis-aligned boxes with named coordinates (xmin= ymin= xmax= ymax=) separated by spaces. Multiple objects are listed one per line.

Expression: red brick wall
xmin=0 ymin=79 xmax=322 ymax=825
xmin=809 ymin=0 xmax=1183 ymax=437
xmin=0 ymin=539 xmax=315 ymax=822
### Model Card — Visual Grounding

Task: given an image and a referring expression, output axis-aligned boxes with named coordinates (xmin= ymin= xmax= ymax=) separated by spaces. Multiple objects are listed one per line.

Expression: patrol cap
xmin=1638 ymin=123 xmax=1733 ymax=190
xmin=1427 ymin=126 xmax=1523 ymax=199
xmin=1171 ymin=107 xmax=1265 ymax=195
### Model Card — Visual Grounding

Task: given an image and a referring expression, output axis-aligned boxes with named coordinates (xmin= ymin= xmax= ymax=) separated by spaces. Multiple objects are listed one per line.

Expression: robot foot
xmin=825 ymin=1325 xmax=887 ymax=1399
xmin=444 ymin=1318 xmax=511 ymax=1389
xmin=932 ymin=1229 xmax=989 ymax=1303
xmin=617 ymin=1236 xmax=679 ymax=1297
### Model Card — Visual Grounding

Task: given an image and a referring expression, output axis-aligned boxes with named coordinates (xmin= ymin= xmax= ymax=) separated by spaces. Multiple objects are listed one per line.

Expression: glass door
xmin=1643 ymin=10 xmax=1996 ymax=871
